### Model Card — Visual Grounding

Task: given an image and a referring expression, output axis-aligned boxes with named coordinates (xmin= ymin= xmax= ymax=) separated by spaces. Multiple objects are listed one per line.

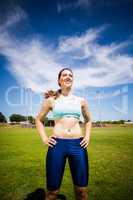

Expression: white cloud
xmin=57 ymin=0 xmax=133 ymax=12
xmin=0 ymin=33 xmax=61 ymax=92
xmin=58 ymin=26 xmax=105 ymax=59
xmin=0 ymin=9 xmax=133 ymax=93
xmin=57 ymin=0 xmax=90 ymax=12
xmin=0 ymin=6 xmax=27 ymax=32
xmin=57 ymin=27 xmax=133 ymax=88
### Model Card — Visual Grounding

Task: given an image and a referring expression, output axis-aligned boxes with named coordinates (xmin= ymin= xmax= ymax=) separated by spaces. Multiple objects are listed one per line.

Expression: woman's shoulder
xmin=43 ymin=97 xmax=55 ymax=108
xmin=47 ymin=96 xmax=56 ymax=103
xmin=72 ymin=95 xmax=86 ymax=104
xmin=73 ymin=95 xmax=88 ymax=107
xmin=73 ymin=94 xmax=84 ymax=100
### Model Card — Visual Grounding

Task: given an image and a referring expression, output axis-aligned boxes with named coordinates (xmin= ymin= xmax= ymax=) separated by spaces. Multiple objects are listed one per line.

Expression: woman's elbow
xmin=35 ymin=114 xmax=44 ymax=124
xmin=35 ymin=115 xmax=41 ymax=125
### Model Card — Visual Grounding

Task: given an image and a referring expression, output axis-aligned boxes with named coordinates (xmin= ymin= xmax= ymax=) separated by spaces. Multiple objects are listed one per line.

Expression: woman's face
xmin=59 ymin=69 xmax=73 ymax=89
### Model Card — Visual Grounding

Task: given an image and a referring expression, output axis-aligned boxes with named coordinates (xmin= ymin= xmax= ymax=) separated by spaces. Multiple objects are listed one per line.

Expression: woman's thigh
xmin=68 ymin=147 xmax=89 ymax=187
xmin=46 ymin=142 xmax=67 ymax=191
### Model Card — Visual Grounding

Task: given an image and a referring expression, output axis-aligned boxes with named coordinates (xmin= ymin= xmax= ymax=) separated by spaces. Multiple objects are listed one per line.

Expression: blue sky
xmin=0 ymin=0 xmax=133 ymax=121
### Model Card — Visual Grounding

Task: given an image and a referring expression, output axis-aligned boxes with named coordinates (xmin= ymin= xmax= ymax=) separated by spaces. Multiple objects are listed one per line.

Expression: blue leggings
xmin=46 ymin=137 xmax=89 ymax=191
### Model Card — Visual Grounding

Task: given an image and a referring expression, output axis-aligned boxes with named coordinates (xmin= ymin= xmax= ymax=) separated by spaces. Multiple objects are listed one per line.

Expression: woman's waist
xmin=51 ymin=136 xmax=83 ymax=142
xmin=52 ymin=124 xmax=82 ymax=139
xmin=53 ymin=121 xmax=81 ymax=131
xmin=52 ymin=133 xmax=83 ymax=139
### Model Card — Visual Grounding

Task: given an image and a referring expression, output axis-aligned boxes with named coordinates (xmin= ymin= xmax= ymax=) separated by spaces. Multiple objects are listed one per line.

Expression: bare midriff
xmin=52 ymin=117 xmax=82 ymax=139
xmin=50 ymin=97 xmax=83 ymax=139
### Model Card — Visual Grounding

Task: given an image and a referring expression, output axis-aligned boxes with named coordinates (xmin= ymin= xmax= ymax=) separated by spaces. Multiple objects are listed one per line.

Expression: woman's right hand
xmin=43 ymin=136 xmax=57 ymax=147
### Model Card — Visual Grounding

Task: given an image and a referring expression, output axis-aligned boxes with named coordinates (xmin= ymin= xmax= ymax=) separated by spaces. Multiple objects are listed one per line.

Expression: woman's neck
xmin=61 ymin=87 xmax=72 ymax=97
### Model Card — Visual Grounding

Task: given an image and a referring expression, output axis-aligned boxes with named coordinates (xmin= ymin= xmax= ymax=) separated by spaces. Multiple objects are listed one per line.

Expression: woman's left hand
xmin=80 ymin=136 xmax=90 ymax=148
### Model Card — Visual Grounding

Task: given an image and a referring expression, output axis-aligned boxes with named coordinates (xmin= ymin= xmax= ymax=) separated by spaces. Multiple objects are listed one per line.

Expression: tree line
xmin=0 ymin=112 xmax=132 ymax=125
xmin=0 ymin=112 xmax=35 ymax=124
xmin=0 ymin=112 xmax=49 ymax=125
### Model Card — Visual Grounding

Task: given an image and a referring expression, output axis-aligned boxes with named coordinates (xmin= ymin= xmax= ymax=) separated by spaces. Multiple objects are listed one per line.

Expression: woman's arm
xmin=80 ymin=99 xmax=92 ymax=148
xmin=35 ymin=98 xmax=56 ymax=147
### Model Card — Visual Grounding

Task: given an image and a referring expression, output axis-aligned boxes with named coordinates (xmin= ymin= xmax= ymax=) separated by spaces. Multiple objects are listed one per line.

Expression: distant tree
xmin=28 ymin=116 xmax=35 ymax=124
xmin=105 ymin=121 xmax=112 ymax=124
xmin=112 ymin=120 xmax=125 ymax=124
xmin=112 ymin=121 xmax=119 ymax=124
xmin=119 ymin=120 xmax=125 ymax=124
xmin=9 ymin=114 xmax=26 ymax=122
xmin=95 ymin=121 xmax=102 ymax=127
xmin=0 ymin=112 xmax=7 ymax=123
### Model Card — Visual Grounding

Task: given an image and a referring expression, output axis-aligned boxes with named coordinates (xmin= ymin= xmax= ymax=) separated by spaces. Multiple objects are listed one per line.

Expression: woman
xmin=35 ymin=68 xmax=92 ymax=200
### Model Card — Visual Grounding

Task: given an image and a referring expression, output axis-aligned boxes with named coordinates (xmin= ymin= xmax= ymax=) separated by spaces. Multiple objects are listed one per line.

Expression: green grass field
xmin=0 ymin=126 xmax=133 ymax=200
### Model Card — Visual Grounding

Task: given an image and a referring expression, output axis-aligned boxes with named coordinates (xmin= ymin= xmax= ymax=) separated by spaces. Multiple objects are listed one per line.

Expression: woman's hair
xmin=44 ymin=68 xmax=73 ymax=99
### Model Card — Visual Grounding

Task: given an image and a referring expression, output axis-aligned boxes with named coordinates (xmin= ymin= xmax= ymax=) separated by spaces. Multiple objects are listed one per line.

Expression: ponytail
xmin=44 ymin=89 xmax=61 ymax=99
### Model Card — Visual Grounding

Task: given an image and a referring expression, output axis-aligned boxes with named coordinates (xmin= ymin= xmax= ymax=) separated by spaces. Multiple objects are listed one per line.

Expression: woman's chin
xmin=65 ymin=83 xmax=72 ymax=87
